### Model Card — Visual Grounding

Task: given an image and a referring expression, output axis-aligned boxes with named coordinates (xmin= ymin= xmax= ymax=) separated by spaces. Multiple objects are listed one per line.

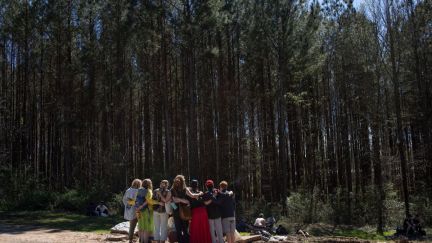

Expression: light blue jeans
xmin=153 ymin=211 xmax=168 ymax=241
xmin=209 ymin=217 xmax=224 ymax=243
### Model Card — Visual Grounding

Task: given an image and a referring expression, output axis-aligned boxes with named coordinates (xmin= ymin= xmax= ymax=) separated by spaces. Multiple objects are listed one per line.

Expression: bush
xmin=286 ymin=192 xmax=310 ymax=223
xmin=109 ymin=192 xmax=125 ymax=216
xmin=383 ymin=184 xmax=405 ymax=228
xmin=2 ymin=182 xmax=122 ymax=214
xmin=411 ymin=196 xmax=432 ymax=226
xmin=15 ymin=190 xmax=58 ymax=211
xmin=54 ymin=189 xmax=89 ymax=212
xmin=285 ymin=187 xmax=334 ymax=224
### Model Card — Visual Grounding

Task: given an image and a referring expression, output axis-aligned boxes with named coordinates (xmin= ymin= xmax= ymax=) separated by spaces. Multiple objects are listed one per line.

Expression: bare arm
xmin=159 ymin=191 xmax=172 ymax=203
xmin=172 ymin=196 xmax=189 ymax=205
xmin=186 ymin=188 xmax=203 ymax=199
xmin=136 ymin=201 xmax=148 ymax=211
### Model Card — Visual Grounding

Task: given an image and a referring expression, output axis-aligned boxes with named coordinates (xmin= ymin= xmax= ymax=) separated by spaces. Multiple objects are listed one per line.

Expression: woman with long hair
xmin=170 ymin=175 xmax=202 ymax=243
xmin=136 ymin=178 xmax=160 ymax=243
xmin=189 ymin=179 xmax=212 ymax=243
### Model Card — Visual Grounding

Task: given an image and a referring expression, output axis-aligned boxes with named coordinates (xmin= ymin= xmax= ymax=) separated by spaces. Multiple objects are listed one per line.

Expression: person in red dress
xmin=188 ymin=179 xmax=212 ymax=243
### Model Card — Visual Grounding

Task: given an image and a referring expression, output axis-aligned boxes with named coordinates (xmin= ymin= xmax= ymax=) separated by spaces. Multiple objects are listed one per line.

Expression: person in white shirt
xmin=122 ymin=179 xmax=142 ymax=243
xmin=254 ymin=213 xmax=266 ymax=227
xmin=95 ymin=201 xmax=109 ymax=216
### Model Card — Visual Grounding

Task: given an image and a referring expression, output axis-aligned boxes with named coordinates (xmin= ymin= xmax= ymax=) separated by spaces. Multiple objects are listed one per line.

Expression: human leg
xmin=153 ymin=212 xmax=161 ymax=241
xmin=129 ymin=218 xmax=138 ymax=242
xmin=159 ymin=212 xmax=168 ymax=243
xmin=214 ymin=217 xmax=224 ymax=243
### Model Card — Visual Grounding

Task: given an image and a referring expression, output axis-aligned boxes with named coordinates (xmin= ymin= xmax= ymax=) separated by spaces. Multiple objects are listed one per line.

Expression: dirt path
xmin=0 ymin=224 xmax=106 ymax=243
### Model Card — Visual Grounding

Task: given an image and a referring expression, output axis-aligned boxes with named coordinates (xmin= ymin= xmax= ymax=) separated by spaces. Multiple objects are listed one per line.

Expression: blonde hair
xmin=161 ymin=180 xmax=169 ymax=187
xmin=220 ymin=180 xmax=228 ymax=190
xmin=172 ymin=175 xmax=186 ymax=191
xmin=131 ymin=179 xmax=142 ymax=189
xmin=142 ymin=178 xmax=153 ymax=190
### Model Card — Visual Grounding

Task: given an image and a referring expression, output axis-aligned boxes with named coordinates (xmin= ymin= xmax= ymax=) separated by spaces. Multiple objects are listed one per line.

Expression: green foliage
xmin=382 ymin=184 xmax=405 ymax=227
xmin=411 ymin=196 xmax=432 ymax=226
xmin=110 ymin=192 xmax=125 ymax=216
xmin=333 ymin=228 xmax=387 ymax=240
xmin=55 ymin=190 xmax=89 ymax=212
xmin=285 ymin=188 xmax=340 ymax=224
xmin=285 ymin=192 xmax=307 ymax=222
xmin=240 ymin=198 xmax=283 ymax=223
xmin=0 ymin=179 xmax=121 ymax=213
xmin=15 ymin=190 xmax=57 ymax=211
xmin=281 ymin=183 xmax=432 ymax=228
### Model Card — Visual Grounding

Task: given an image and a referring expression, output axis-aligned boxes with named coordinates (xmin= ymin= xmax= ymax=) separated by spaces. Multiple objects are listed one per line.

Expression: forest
xmin=0 ymin=0 xmax=431 ymax=233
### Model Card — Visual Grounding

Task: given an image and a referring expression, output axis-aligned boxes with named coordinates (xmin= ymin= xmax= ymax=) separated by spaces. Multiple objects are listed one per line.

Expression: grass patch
xmin=333 ymin=228 xmax=389 ymax=240
xmin=0 ymin=210 xmax=123 ymax=234
xmin=288 ymin=223 xmax=403 ymax=241
xmin=239 ymin=231 xmax=251 ymax=236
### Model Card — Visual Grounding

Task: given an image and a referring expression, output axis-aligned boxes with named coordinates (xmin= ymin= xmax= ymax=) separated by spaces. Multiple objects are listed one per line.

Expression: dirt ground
xmin=0 ymin=224 xmax=107 ymax=243
xmin=0 ymin=224 xmax=371 ymax=243
xmin=1 ymin=223 xmax=427 ymax=243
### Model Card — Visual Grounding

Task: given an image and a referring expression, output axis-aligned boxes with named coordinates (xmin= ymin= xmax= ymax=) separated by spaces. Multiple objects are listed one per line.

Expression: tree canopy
xmin=1 ymin=0 xmax=431 ymax=231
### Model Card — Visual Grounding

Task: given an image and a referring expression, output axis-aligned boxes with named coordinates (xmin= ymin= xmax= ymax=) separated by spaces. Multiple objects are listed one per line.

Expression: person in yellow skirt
xmin=136 ymin=178 xmax=162 ymax=243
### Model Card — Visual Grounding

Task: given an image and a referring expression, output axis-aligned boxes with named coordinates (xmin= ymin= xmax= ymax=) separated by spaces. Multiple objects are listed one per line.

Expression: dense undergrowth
xmin=1 ymin=181 xmax=431 ymax=235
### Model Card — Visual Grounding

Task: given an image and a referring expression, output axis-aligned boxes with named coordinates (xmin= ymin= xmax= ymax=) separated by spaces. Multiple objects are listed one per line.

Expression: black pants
xmin=173 ymin=210 xmax=189 ymax=243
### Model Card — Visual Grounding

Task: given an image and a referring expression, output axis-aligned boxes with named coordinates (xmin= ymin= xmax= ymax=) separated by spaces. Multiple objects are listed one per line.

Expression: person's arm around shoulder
xmin=145 ymin=190 xmax=159 ymax=206
xmin=202 ymin=192 xmax=213 ymax=205
xmin=172 ymin=193 xmax=189 ymax=205
xmin=161 ymin=190 xmax=172 ymax=203
xmin=186 ymin=187 xmax=203 ymax=199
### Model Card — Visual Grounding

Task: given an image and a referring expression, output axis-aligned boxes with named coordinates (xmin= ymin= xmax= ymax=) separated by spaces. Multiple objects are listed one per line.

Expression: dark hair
xmin=206 ymin=184 xmax=214 ymax=191
xmin=191 ymin=179 xmax=199 ymax=191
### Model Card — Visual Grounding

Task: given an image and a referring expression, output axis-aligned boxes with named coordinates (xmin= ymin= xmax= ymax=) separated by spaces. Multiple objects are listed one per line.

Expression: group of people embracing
xmin=122 ymin=174 xmax=236 ymax=243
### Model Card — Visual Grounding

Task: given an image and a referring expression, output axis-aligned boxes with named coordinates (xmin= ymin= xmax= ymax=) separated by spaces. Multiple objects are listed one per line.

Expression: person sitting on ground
xmin=95 ymin=201 xmax=109 ymax=217
xmin=413 ymin=214 xmax=426 ymax=236
xmin=254 ymin=213 xmax=266 ymax=227
xmin=236 ymin=217 xmax=250 ymax=232
xmin=266 ymin=216 xmax=276 ymax=228
xmin=276 ymin=225 xmax=288 ymax=235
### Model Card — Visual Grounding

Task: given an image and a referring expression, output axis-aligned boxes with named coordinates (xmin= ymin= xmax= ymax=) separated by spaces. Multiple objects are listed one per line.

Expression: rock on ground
xmin=110 ymin=221 xmax=138 ymax=235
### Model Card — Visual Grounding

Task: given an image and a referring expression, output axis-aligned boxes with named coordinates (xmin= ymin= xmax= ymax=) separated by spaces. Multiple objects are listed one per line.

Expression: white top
xmin=122 ymin=187 xmax=138 ymax=221
xmin=254 ymin=217 xmax=266 ymax=227
xmin=95 ymin=204 xmax=108 ymax=213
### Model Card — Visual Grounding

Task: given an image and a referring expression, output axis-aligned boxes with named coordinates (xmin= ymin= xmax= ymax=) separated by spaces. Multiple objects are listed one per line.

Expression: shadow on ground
xmin=0 ymin=211 xmax=122 ymax=234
